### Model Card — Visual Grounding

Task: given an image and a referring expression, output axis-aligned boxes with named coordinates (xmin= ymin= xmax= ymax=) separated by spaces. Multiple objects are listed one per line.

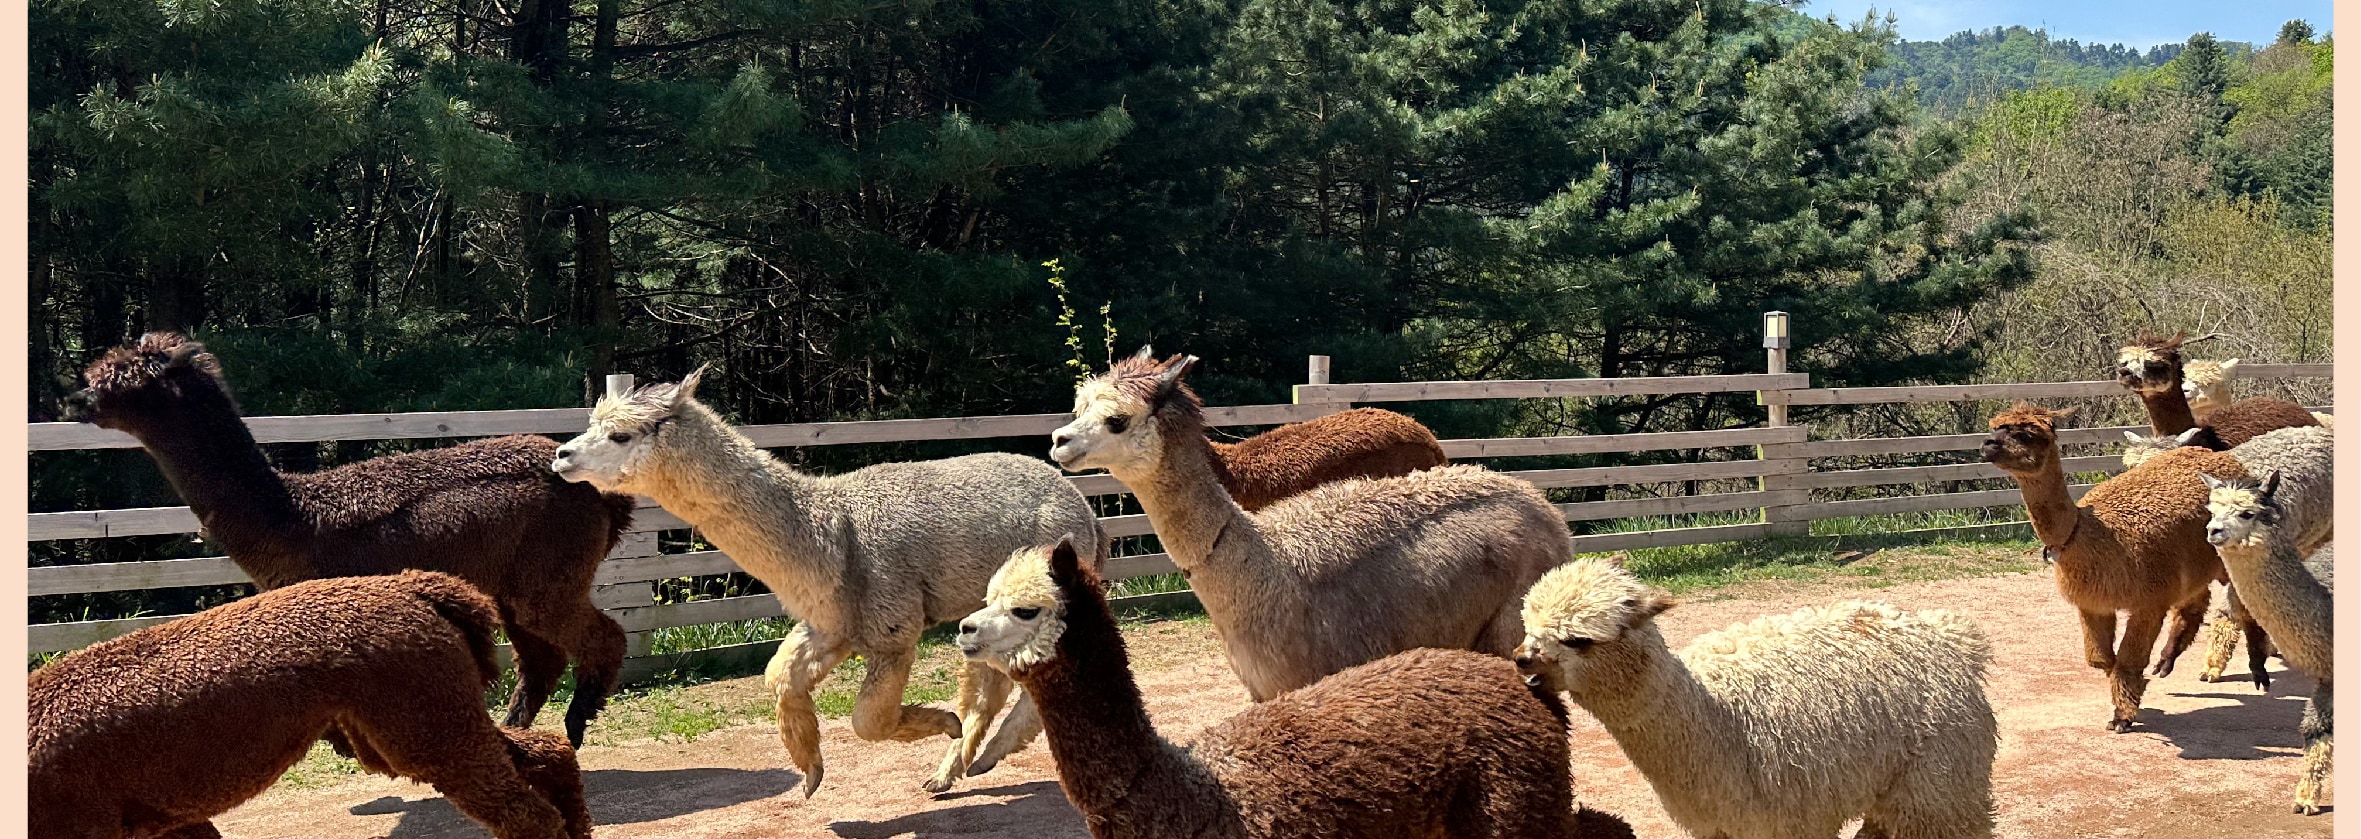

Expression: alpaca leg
xmin=502 ymin=728 xmax=593 ymax=839
xmin=2297 ymin=683 xmax=2333 ymax=815
xmin=968 ymin=689 xmax=1042 ymax=778
xmin=925 ymin=661 xmax=1012 ymax=792
xmin=848 ymin=646 xmax=961 ymax=743
xmin=2244 ymin=621 xmax=2274 ymax=690
xmin=355 ymin=706 xmax=570 ymax=839
xmin=2150 ymin=590 xmax=2210 ymax=678
xmin=1863 ymin=729 xmax=1997 ymax=838
xmin=551 ymin=606 xmax=628 ymax=747
xmin=766 ymin=622 xmax=850 ymax=798
xmin=2077 ymin=609 xmax=2118 ymax=672
xmin=2107 ymin=608 xmax=2167 ymax=732
xmin=502 ymin=625 xmax=569 ymax=730
xmin=2197 ymin=586 xmax=2241 ymax=683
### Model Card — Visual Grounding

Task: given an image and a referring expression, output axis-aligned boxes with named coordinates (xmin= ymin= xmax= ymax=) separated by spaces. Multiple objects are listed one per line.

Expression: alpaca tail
xmin=397 ymin=571 xmax=506 ymax=686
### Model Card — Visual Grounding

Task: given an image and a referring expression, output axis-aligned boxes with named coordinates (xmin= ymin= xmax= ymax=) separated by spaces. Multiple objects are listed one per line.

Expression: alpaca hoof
xmin=2107 ymin=719 xmax=2135 ymax=733
xmin=966 ymin=756 xmax=1000 ymax=778
xmin=2296 ymin=803 xmax=2321 ymax=816
xmin=800 ymin=767 xmax=823 ymax=798
xmin=2254 ymin=672 xmax=2272 ymax=691
xmin=2196 ymin=671 xmax=2217 ymax=683
xmin=921 ymin=775 xmax=954 ymax=794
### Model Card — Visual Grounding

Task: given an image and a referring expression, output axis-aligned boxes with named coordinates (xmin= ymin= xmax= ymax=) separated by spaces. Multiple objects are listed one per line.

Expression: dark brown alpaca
xmin=1982 ymin=403 xmax=2261 ymax=732
xmin=30 ymin=572 xmax=591 ymax=839
xmin=61 ymin=333 xmax=635 ymax=745
xmin=2114 ymin=331 xmax=2317 ymax=445
xmin=1207 ymin=408 xmax=1448 ymax=510
xmin=959 ymin=537 xmax=1629 ymax=839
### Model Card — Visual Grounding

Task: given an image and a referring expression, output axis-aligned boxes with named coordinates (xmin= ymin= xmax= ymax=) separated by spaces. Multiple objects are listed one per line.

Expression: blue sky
xmin=1795 ymin=0 xmax=2333 ymax=50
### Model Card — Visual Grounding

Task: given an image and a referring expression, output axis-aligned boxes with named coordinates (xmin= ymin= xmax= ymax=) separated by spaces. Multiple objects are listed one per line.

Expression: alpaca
xmin=548 ymin=366 xmax=1107 ymax=795
xmin=1982 ymin=403 xmax=2259 ymax=730
xmin=61 ymin=334 xmax=635 ymax=746
xmin=2186 ymin=426 xmax=2331 ymax=686
xmin=1514 ymin=556 xmax=1997 ymax=839
xmin=2203 ymin=474 xmax=2335 ymax=815
xmin=29 ymin=572 xmax=589 ymax=839
xmin=2114 ymin=332 xmax=2317 ymax=446
xmin=2184 ymin=358 xmax=2335 ymax=428
xmin=958 ymin=537 xmax=1631 ymax=839
xmin=1207 ymin=407 xmax=1447 ymax=510
xmin=1048 ymin=349 xmax=1574 ymax=702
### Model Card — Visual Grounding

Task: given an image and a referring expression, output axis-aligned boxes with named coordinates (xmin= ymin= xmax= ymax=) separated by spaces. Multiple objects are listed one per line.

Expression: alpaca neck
xmin=630 ymin=402 xmax=844 ymax=624
xmin=2139 ymin=383 xmax=2198 ymax=436
xmin=2001 ymin=457 xmax=2089 ymax=551
xmin=2214 ymin=533 xmax=2333 ymax=675
xmin=1574 ymin=630 xmax=1753 ymax=801
xmin=1014 ymin=589 xmax=1228 ymax=836
xmin=116 ymin=385 xmax=305 ymax=566
xmin=1117 ymin=425 xmax=1297 ymax=607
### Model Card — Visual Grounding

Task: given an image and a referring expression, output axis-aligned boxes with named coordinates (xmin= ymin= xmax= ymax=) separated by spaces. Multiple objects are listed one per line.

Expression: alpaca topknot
xmin=1094 ymin=348 xmax=1203 ymax=424
xmin=1989 ymin=401 xmax=2069 ymax=431
xmin=82 ymin=332 xmax=222 ymax=396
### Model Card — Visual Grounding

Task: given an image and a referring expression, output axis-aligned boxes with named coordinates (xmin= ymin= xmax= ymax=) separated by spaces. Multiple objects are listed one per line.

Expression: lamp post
xmin=1763 ymin=311 xmax=1790 ymax=426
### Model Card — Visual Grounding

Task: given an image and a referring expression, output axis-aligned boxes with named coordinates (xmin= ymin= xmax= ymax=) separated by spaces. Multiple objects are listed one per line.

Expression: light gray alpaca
xmin=549 ymin=367 xmax=1107 ymax=796
xmin=1047 ymin=349 xmax=1575 ymax=701
xmin=2122 ymin=425 xmax=2332 ymax=685
xmin=2204 ymin=472 xmax=2334 ymax=815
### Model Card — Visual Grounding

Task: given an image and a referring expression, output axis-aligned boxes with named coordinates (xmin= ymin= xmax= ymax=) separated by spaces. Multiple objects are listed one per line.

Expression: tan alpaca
xmin=1982 ymin=403 xmax=2248 ymax=731
xmin=1047 ymin=349 xmax=1573 ymax=701
xmin=2204 ymin=473 xmax=2334 ymax=815
xmin=1516 ymin=557 xmax=1996 ymax=839
xmin=549 ymin=368 xmax=1106 ymax=795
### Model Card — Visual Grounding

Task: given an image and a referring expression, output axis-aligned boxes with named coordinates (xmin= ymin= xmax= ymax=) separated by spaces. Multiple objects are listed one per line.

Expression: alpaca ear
xmin=1153 ymin=354 xmax=1199 ymax=394
xmin=2175 ymin=428 xmax=2204 ymax=446
xmin=165 ymin=342 xmax=207 ymax=371
xmin=1603 ymin=552 xmax=1631 ymax=569
xmin=2201 ymin=473 xmax=2226 ymax=490
xmin=1046 ymin=535 xmax=1089 ymax=588
xmin=2221 ymin=358 xmax=2241 ymax=374
xmin=2047 ymin=406 xmax=2078 ymax=423
xmin=673 ymin=363 xmax=711 ymax=406
xmin=2123 ymin=431 xmax=2143 ymax=443
xmin=1621 ymin=592 xmax=1676 ymax=628
xmin=2259 ymin=470 xmax=2282 ymax=500
xmin=1131 ymin=344 xmax=1156 ymax=361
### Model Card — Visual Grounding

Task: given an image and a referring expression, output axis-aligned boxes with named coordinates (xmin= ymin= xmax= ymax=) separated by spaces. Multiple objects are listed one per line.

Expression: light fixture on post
xmin=1762 ymin=310 xmax=1790 ymax=350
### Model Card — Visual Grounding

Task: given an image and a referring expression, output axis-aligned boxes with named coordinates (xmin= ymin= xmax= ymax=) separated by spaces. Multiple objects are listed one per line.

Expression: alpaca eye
xmin=1012 ymin=607 xmax=1042 ymax=620
xmin=608 ymin=432 xmax=633 ymax=444
xmin=2239 ymin=511 xmax=2256 ymax=519
xmin=1561 ymin=637 xmax=1594 ymax=652
xmin=1105 ymin=415 xmax=1130 ymax=434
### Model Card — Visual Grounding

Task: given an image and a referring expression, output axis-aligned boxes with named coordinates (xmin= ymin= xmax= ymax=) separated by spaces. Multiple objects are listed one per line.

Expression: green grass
xmin=1588 ymin=508 xmax=2040 ymax=596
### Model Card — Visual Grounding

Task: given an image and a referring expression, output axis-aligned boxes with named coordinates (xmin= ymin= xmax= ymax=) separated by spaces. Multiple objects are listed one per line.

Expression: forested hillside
xmin=29 ymin=0 xmax=2330 ymax=600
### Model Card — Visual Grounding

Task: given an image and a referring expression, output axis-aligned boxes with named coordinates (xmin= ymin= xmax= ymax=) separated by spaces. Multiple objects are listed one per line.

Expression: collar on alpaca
xmin=2040 ymin=517 xmax=2082 ymax=564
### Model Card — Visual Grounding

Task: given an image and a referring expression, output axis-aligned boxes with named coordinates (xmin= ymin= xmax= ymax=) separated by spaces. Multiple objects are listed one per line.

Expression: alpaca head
xmin=551 ymin=365 xmax=708 ymax=491
xmin=60 ymin=333 xmax=232 ymax=431
xmin=2114 ymin=331 xmax=2218 ymax=395
xmin=2119 ymin=426 xmax=2218 ymax=468
xmin=1513 ymin=555 xmax=1675 ymax=697
xmin=959 ymin=535 xmax=1096 ymax=675
xmin=1048 ymin=347 xmax=1202 ymax=478
xmin=2203 ymin=471 xmax=2285 ymax=549
xmin=2181 ymin=358 xmax=2238 ymax=417
xmin=1980 ymin=402 xmax=2073 ymax=473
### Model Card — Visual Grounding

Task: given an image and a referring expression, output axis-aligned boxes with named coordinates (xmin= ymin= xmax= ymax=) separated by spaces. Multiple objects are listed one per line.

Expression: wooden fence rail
xmin=27 ymin=354 xmax=2333 ymax=675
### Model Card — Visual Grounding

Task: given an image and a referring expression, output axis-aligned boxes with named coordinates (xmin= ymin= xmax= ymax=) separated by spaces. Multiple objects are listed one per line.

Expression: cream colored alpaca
xmin=550 ymin=368 xmax=1106 ymax=795
xmin=1048 ymin=349 xmax=1573 ymax=701
xmin=2205 ymin=473 xmax=2335 ymax=815
xmin=1516 ymin=557 xmax=1997 ymax=839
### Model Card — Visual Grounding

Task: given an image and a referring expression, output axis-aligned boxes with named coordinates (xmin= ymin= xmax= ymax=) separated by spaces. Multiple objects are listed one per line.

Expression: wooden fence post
xmin=1757 ymin=312 xmax=1811 ymax=537
xmin=1293 ymin=355 xmax=1349 ymax=417
xmin=605 ymin=373 xmax=635 ymax=399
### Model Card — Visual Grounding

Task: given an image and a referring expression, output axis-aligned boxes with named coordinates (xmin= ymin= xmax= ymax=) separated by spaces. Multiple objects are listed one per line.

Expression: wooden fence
xmin=26 ymin=357 xmax=2332 ymax=682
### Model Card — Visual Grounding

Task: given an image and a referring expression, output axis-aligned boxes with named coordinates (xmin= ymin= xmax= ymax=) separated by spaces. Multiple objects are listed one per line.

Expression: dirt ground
xmin=218 ymin=570 xmax=2331 ymax=838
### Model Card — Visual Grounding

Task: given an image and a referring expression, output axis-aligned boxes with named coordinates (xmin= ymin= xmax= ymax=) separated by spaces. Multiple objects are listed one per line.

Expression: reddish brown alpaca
xmin=1207 ymin=408 xmax=1447 ymax=510
xmin=2114 ymin=331 xmax=2318 ymax=446
xmin=61 ymin=334 xmax=635 ymax=745
xmin=30 ymin=572 xmax=591 ymax=839
xmin=960 ymin=538 xmax=1630 ymax=839
xmin=1982 ymin=403 xmax=2251 ymax=732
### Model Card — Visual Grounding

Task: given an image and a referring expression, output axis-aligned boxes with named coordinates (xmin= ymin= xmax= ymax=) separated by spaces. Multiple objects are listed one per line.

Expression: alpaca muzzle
xmin=57 ymin=390 xmax=95 ymax=422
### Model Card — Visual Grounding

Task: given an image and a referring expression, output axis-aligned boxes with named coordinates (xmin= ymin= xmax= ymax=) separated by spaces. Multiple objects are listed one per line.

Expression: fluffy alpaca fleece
xmin=63 ymin=333 xmax=636 ymax=746
xmin=29 ymin=572 xmax=589 ymax=839
xmin=959 ymin=538 xmax=1631 ymax=839
xmin=1515 ymin=557 xmax=1997 ymax=839
xmin=1207 ymin=407 xmax=1447 ymax=510
xmin=2187 ymin=426 xmax=2333 ymax=684
xmin=549 ymin=367 xmax=1106 ymax=795
xmin=2113 ymin=332 xmax=2317 ymax=446
xmin=1983 ymin=403 xmax=2260 ymax=730
xmin=2203 ymin=476 xmax=2335 ymax=815
xmin=1048 ymin=349 xmax=1574 ymax=702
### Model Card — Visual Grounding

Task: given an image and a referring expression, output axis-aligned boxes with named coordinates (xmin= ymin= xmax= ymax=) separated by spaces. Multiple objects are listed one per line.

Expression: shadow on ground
xmin=363 ymin=767 xmax=796 ymax=837
xmin=827 ymin=780 xmax=1080 ymax=839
